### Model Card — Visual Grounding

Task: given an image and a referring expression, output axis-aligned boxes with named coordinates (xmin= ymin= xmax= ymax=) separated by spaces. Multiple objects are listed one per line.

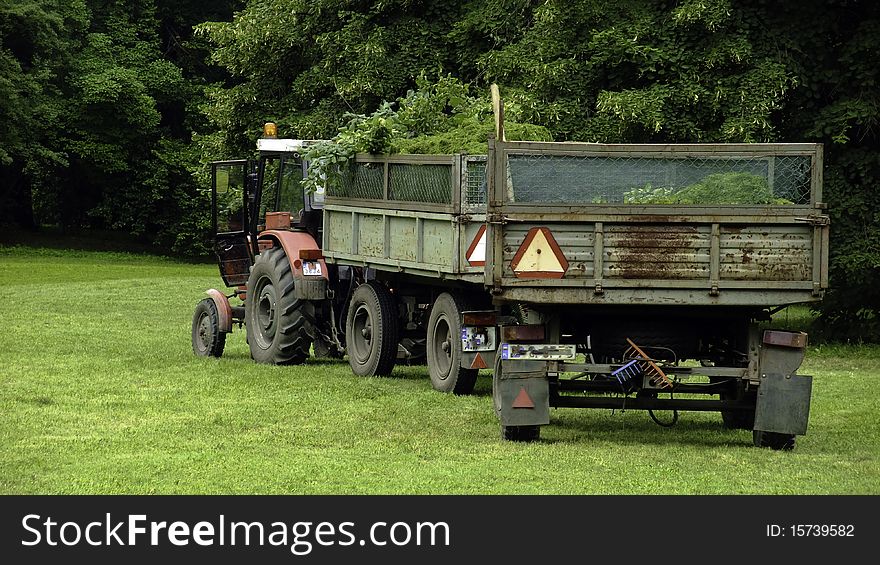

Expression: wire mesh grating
xmin=464 ymin=156 xmax=488 ymax=212
xmin=332 ymin=162 xmax=384 ymax=199
xmin=388 ymin=163 xmax=451 ymax=204
xmin=506 ymin=154 xmax=813 ymax=205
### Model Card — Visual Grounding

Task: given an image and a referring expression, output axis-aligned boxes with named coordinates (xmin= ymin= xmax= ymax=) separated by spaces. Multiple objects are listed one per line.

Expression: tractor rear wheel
xmin=345 ymin=281 xmax=399 ymax=376
xmin=245 ymin=247 xmax=315 ymax=364
xmin=427 ymin=292 xmax=478 ymax=394
xmin=192 ymin=298 xmax=226 ymax=358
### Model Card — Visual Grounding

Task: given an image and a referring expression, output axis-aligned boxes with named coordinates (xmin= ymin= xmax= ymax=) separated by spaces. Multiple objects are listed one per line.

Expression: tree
xmin=196 ymin=0 xmax=468 ymax=158
xmin=0 ymin=0 xmax=88 ymax=229
xmin=0 ymin=0 xmax=240 ymax=255
xmin=196 ymin=0 xmax=880 ymax=340
xmin=765 ymin=1 xmax=880 ymax=340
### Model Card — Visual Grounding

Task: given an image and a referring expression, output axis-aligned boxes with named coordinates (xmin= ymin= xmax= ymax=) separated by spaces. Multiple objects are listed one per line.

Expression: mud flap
xmin=461 ymin=349 xmax=495 ymax=370
xmin=754 ymin=373 xmax=812 ymax=435
xmin=495 ymin=359 xmax=550 ymax=427
xmin=753 ymin=331 xmax=812 ymax=436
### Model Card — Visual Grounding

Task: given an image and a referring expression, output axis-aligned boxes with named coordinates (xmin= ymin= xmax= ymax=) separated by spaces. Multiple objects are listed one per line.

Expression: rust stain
xmin=645 ymin=216 xmax=672 ymax=223
xmin=612 ymin=227 xmax=698 ymax=279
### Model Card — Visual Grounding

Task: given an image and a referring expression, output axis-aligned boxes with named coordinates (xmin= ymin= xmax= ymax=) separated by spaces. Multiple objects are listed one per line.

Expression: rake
xmin=623 ymin=338 xmax=673 ymax=389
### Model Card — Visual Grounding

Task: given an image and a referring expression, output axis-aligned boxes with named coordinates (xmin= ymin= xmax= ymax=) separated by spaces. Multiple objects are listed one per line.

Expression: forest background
xmin=1 ymin=0 xmax=877 ymax=340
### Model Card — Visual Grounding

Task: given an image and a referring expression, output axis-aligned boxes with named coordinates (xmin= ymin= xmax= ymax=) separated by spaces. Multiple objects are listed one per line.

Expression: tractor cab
xmin=253 ymin=136 xmax=324 ymax=242
xmin=209 ymin=126 xmax=322 ymax=288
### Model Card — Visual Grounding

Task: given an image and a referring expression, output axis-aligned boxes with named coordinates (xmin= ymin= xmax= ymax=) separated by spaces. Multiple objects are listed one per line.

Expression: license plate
xmin=302 ymin=261 xmax=322 ymax=276
xmin=501 ymin=343 xmax=576 ymax=361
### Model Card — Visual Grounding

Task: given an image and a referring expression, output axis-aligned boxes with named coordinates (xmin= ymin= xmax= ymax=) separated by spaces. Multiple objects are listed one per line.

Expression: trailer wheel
xmin=245 ymin=247 xmax=314 ymax=364
xmin=501 ymin=425 xmax=540 ymax=442
xmin=753 ymin=430 xmax=796 ymax=451
xmin=493 ymin=348 xmax=540 ymax=442
xmin=346 ymin=281 xmax=399 ymax=376
xmin=427 ymin=292 xmax=478 ymax=394
xmin=192 ymin=298 xmax=227 ymax=358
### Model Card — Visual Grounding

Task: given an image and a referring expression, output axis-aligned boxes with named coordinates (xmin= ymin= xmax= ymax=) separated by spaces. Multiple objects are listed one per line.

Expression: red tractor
xmin=191 ymin=128 xmax=345 ymax=364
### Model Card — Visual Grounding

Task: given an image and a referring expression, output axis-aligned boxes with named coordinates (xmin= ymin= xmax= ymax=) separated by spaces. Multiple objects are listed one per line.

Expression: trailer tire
xmin=427 ymin=292 xmax=478 ymax=395
xmin=245 ymin=247 xmax=315 ymax=365
xmin=192 ymin=298 xmax=227 ymax=358
xmin=501 ymin=425 xmax=540 ymax=442
xmin=753 ymin=430 xmax=796 ymax=451
xmin=493 ymin=348 xmax=540 ymax=442
xmin=346 ymin=281 xmax=399 ymax=376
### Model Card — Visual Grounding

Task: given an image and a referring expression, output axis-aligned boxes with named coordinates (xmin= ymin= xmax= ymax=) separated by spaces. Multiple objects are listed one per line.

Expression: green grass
xmin=1 ymin=245 xmax=878 ymax=494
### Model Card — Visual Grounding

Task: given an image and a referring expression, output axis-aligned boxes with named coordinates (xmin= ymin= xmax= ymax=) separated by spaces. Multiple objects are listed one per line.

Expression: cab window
xmin=279 ymin=158 xmax=305 ymax=218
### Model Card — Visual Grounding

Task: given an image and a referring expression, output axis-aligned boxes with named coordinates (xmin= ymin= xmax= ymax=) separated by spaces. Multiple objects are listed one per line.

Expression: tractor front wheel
xmin=192 ymin=298 xmax=226 ymax=358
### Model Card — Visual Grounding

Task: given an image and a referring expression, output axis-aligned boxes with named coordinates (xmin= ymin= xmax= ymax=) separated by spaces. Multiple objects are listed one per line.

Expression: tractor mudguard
xmin=259 ymin=230 xmax=328 ymax=300
xmin=205 ymin=289 xmax=233 ymax=333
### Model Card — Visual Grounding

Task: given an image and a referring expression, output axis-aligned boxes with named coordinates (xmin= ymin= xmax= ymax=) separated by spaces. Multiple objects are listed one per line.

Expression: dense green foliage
xmin=195 ymin=0 xmax=880 ymax=341
xmin=1 ymin=0 xmax=878 ymax=340
xmin=0 ymin=0 xmax=239 ymax=254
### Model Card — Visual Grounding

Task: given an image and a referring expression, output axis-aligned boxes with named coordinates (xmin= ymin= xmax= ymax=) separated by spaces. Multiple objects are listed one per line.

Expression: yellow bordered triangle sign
xmin=509 ymin=227 xmax=568 ymax=279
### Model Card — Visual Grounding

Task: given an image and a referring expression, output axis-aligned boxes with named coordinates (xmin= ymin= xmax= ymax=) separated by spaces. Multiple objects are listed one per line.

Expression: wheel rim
xmin=196 ymin=311 xmax=211 ymax=353
xmin=351 ymin=303 xmax=374 ymax=364
xmin=253 ymin=275 xmax=277 ymax=349
xmin=432 ymin=314 xmax=453 ymax=380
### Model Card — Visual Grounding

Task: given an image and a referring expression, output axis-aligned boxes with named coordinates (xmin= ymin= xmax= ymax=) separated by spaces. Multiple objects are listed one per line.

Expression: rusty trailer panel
xmin=487 ymin=139 xmax=829 ymax=307
xmin=494 ymin=219 xmax=819 ymax=306
xmin=719 ymin=225 xmax=813 ymax=281
xmin=603 ymin=224 xmax=711 ymax=280
xmin=321 ymin=142 xmax=828 ymax=308
xmin=324 ymin=205 xmax=459 ymax=272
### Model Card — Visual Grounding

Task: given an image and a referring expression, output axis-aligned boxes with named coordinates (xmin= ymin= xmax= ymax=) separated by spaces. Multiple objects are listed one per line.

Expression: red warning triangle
xmin=470 ymin=352 xmax=488 ymax=369
xmin=466 ymin=224 xmax=487 ymax=266
xmin=512 ymin=386 xmax=535 ymax=409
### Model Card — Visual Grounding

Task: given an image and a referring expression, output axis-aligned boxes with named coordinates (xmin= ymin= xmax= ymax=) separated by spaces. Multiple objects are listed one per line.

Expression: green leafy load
xmin=623 ymin=172 xmax=792 ymax=205
xmin=301 ymin=76 xmax=551 ymax=194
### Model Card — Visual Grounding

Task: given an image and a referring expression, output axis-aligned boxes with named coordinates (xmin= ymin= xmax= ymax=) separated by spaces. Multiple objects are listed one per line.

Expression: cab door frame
xmin=211 ymin=159 xmax=256 ymax=287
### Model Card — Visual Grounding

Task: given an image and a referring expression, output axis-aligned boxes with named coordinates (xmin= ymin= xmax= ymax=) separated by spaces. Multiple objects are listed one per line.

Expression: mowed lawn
xmin=0 ymin=246 xmax=877 ymax=494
